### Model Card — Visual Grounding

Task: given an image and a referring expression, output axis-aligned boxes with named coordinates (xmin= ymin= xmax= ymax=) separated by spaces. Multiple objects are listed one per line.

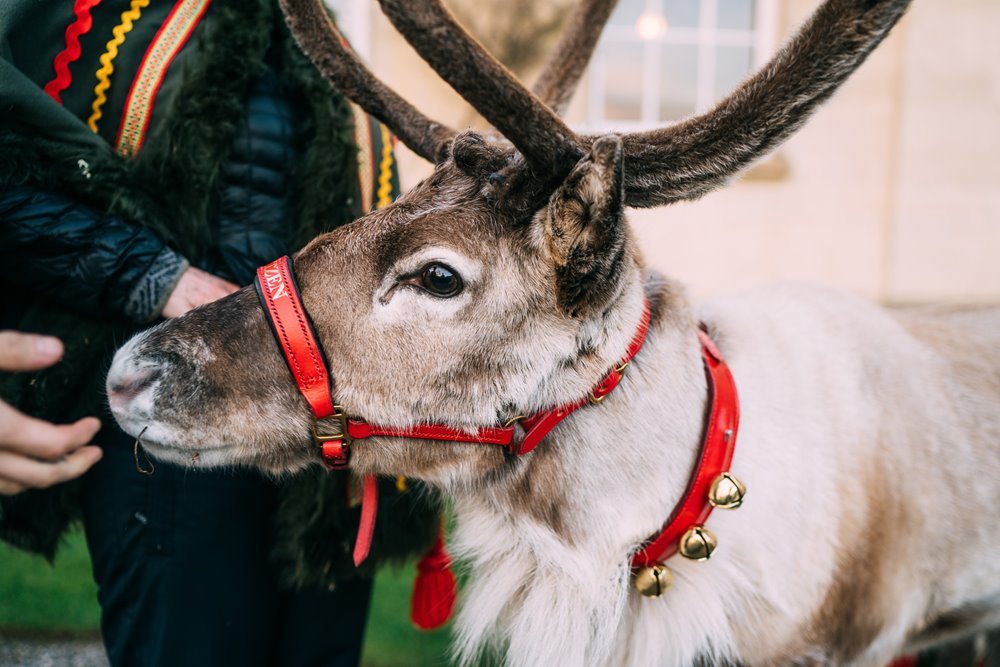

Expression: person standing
xmin=0 ymin=2 xmax=439 ymax=665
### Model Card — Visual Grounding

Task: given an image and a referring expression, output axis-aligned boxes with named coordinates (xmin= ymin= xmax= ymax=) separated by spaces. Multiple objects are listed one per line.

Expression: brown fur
xmin=803 ymin=465 xmax=910 ymax=664
xmin=504 ymin=441 xmax=571 ymax=539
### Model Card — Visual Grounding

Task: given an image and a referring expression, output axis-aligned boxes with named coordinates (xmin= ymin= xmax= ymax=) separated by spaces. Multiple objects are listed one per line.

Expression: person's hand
xmin=162 ymin=267 xmax=239 ymax=319
xmin=0 ymin=331 xmax=102 ymax=495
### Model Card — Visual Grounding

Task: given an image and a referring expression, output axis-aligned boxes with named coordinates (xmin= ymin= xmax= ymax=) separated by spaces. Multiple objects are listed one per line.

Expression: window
xmin=586 ymin=0 xmax=776 ymax=131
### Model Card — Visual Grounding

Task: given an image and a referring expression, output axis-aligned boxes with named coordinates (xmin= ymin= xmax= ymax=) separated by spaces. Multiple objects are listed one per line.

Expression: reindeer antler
xmin=278 ymin=0 xmax=455 ymax=162
xmin=531 ymin=0 xmax=620 ymax=115
xmin=282 ymin=0 xmax=910 ymax=211
xmin=376 ymin=0 xmax=585 ymax=178
xmin=616 ymin=0 xmax=912 ymax=208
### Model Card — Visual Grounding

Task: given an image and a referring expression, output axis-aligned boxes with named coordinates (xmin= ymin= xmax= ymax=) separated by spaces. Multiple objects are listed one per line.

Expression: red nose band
xmin=254 ymin=255 xmax=336 ymax=420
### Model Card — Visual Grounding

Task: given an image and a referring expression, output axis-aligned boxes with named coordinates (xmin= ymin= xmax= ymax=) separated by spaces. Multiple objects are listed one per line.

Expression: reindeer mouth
xmin=128 ymin=423 xmax=229 ymax=468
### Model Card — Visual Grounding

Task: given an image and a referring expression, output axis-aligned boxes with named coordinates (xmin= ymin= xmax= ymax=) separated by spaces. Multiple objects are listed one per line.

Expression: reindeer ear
xmin=542 ymin=135 xmax=627 ymax=317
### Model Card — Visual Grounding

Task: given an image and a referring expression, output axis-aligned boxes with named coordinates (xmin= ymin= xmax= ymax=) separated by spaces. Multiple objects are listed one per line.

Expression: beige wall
xmin=364 ymin=0 xmax=999 ymax=303
xmin=886 ymin=0 xmax=1000 ymax=303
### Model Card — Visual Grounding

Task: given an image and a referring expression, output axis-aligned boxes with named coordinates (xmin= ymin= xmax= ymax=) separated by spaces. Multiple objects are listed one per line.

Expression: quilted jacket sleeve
xmin=0 ymin=187 xmax=188 ymax=323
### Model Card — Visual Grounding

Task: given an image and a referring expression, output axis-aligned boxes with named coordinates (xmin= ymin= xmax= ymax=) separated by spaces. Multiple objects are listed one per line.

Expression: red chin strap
xmin=256 ymin=255 xmax=742 ymax=623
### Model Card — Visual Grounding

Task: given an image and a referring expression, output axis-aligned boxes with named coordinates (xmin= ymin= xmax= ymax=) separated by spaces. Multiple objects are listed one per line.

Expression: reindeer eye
xmin=419 ymin=263 xmax=463 ymax=297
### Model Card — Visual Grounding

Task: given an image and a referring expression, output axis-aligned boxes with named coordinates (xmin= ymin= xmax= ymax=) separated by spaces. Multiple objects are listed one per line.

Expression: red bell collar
xmin=629 ymin=326 xmax=743 ymax=597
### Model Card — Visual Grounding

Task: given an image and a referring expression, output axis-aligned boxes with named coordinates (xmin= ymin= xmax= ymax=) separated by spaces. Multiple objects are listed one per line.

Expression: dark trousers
xmin=81 ymin=424 xmax=372 ymax=667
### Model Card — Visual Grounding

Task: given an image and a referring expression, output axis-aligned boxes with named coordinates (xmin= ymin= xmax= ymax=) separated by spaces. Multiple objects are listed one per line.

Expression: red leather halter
xmin=254 ymin=255 xmax=740 ymax=589
xmin=255 ymin=255 xmax=653 ymax=472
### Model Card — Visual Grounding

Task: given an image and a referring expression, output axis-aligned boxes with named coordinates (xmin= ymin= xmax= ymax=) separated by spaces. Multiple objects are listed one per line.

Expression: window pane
xmin=717 ymin=0 xmax=755 ymax=30
xmin=714 ymin=45 xmax=754 ymax=99
xmin=604 ymin=43 xmax=644 ymax=121
xmin=609 ymin=0 xmax=647 ymax=28
xmin=660 ymin=44 xmax=698 ymax=120
xmin=662 ymin=0 xmax=700 ymax=29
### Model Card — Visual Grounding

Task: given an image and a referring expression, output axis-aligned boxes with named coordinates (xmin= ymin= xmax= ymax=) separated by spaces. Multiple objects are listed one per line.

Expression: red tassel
xmin=353 ymin=474 xmax=378 ymax=567
xmin=410 ymin=526 xmax=456 ymax=630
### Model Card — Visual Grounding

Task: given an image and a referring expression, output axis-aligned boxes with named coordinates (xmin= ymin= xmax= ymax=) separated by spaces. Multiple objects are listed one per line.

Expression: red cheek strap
xmin=256 ymin=256 xmax=376 ymax=566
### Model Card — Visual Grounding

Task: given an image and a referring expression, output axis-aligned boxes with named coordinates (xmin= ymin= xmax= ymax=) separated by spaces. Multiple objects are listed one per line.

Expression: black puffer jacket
xmin=0 ymin=75 xmax=299 ymax=321
xmin=213 ymin=77 xmax=300 ymax=284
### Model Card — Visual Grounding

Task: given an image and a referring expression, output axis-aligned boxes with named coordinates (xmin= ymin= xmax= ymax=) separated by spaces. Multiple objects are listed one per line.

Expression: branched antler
xmin=376 ymin=0 xmax=584 ymax=178
xmin=280 ymin=0 xmax=911 ymax=212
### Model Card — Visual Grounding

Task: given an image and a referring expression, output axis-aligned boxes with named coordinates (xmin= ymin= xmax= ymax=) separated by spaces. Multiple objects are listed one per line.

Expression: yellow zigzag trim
xmin=87 ymin=0 xmax=150 ymax=133
xmin=376 ymin=124 xmax=394 ymax=209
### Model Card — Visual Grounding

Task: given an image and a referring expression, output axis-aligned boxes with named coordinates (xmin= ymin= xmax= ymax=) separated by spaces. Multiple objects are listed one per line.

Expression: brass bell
xmin=678 ymin=525 xmax=718 ymax=561
xmin=708 ymin=472 xmax=746 ymax=509
xmin=633 ymin=562 xmax=672 ymax=598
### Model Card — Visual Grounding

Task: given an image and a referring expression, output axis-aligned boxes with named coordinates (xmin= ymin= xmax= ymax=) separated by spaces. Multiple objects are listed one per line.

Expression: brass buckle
xmin=589 ymin=360 xmax=629 ymax=405
xmin=311 ymin=404 xmax=351 ymax=449
xmin=588 ymin=389 xmax=608 ymax=406
xmin=503 ymin=414 xmax=525 ymax=428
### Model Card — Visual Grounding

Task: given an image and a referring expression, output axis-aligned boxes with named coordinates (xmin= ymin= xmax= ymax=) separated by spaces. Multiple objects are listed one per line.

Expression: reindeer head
xmin=107 ymin=0 xmax=910 ymax=482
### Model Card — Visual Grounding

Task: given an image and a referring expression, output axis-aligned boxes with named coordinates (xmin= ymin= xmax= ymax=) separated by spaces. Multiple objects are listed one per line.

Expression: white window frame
xmin=584 ymin=0 xmax=778 ymax=133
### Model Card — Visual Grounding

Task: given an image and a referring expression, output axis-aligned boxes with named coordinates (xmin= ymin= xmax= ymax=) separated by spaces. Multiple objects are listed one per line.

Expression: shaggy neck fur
xmin=444 ymin=275 xmax=728 ymax=666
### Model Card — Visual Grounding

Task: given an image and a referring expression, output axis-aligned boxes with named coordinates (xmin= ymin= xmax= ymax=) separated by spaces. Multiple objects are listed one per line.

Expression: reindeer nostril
xmin=109 ymin=368 xmax=160 ymax=401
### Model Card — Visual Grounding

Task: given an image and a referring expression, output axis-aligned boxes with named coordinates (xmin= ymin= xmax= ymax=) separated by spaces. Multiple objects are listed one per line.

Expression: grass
xmin=362 ymin=565 xmax=453 ymax=667
xmin=0 ymin=529 xmax=99 ymax=635
xmin=0 ymin=528 xmax=453 ymax=665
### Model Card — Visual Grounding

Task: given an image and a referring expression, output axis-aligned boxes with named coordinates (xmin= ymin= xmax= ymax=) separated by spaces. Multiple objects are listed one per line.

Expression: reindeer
xmin=105 ymin=0 xmax=1000 ymax=664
